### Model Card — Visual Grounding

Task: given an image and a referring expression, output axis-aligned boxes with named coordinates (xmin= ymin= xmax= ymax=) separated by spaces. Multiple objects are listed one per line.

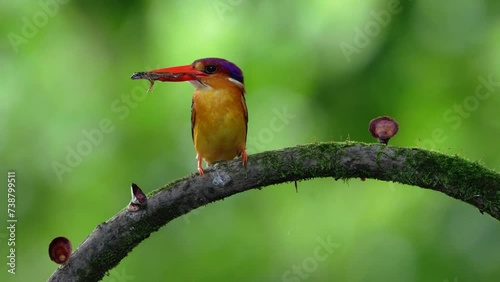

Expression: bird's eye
xmin=203 ymin=65 xmax=218 ymax=74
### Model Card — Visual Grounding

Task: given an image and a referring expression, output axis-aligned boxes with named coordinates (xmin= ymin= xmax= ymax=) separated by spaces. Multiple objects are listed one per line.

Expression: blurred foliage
xmin=1 ymin=0 xmax=500 ymax=281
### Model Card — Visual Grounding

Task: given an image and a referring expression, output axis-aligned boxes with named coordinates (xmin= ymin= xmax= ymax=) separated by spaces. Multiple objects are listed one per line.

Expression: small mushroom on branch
xmin=369 ymin=116 xmax=399 ymax=145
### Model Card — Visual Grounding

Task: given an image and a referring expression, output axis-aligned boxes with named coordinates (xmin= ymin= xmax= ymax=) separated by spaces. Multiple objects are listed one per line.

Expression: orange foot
xmin=241 ymin=149 xmax=248 ymax=166
xmin=196 ymin=154 xmax=204 ymax=176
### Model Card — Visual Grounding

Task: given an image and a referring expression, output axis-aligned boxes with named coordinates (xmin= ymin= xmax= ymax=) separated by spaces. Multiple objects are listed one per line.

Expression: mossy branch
xmin=48 ymin=142 xmax=500 ymax=282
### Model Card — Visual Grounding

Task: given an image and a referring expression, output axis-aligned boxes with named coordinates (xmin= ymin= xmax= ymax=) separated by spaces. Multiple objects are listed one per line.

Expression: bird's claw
xmin=241 ymin=149 xmax=248 ymax=166
xmin=197 ymin=154 xmax=204 ymax=175
xmin=197 ymin=166 xmax=204 ymax=176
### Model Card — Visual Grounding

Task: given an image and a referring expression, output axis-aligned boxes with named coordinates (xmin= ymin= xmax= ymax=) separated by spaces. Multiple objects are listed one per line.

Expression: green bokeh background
xmin=1 ymin=0 xmax=500 ymax=281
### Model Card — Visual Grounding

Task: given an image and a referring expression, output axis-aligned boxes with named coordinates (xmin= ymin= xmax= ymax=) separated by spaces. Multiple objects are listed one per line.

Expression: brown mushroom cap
xmin=49 ymin=237 xmax=72 ymax=264
xmin=369 ymin=116 xmax=399 ymax=145
xmin=131 ymin=183 xmax=147 ymax=205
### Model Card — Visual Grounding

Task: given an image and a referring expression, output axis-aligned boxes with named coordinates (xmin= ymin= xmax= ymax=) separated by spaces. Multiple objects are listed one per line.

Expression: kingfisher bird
xmin=133 ymin=58 xmax=248 ymax=175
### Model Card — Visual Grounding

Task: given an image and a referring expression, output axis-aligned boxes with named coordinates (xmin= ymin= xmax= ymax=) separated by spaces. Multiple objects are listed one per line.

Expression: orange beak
xmin=144 ymin=65 xmax=208 ymax=82
xmin=131 ymin=64 xmax=209 ymax=92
